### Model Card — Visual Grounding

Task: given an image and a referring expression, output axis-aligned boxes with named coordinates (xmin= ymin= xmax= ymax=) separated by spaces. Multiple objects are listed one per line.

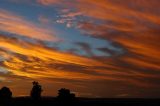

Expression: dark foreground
xmin=0 ymin=97 xmax=160 ymax=106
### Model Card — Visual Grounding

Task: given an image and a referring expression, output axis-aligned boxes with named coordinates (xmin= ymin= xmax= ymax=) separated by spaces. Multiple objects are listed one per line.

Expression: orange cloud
xmin=0 ymin=37 xmax=104 ymax=67
xmin=1 ymin=0 xmax=160 ymax=97
xmin=71 ymin=0 xmax=160 ymax=69
xmin=37 ymin=0 xmax=60 ymax=5
xmin=38 ymin=15 xmax=50 ymax=24
xmin=51 ymin=0 xmax=160 ymax=88
xmin=0 ymin=9 xmax=58 ymax=41
xmin=0 ymin=35 xmax=106 ymax=79
xmin=0 ymin=34 xmax=159 ymax=89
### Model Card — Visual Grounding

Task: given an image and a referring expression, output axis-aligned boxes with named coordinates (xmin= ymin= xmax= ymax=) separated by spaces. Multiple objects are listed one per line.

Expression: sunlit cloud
xmin=37 ymin=0 xmax=60 ymax=5
xmin=38 ymin=15 xmax=50 ymax=24
xmin=0 ymin=9 xmax=58 ymax=41
xmin=0 ymin=0 xmax=160 ymax=97
xmin=0 ymin=34 xmax=159 ymax=88
xmin=0 ymin=76 xmax=6 ymax=81
xmin=0 ymin=67 xmax=9 ymax=74
xmin=38 ymin=0 xmax=160 ymax=89
xmin=0 ymin=35 xmax=106 ymax=80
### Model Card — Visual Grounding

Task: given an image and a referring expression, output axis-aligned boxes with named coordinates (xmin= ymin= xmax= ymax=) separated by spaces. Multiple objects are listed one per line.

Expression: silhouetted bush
xmin=57 ymin=88 xmax=76 ymax=105
xmin=0 ymin=86 xmax=12 ymax=102
xmin=30 ymin=81 xmax=43 ymax=100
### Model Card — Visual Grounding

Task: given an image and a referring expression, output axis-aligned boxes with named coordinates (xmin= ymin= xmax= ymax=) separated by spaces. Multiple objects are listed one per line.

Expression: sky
xmin=0 ymin=0 xmax=160 ymax=98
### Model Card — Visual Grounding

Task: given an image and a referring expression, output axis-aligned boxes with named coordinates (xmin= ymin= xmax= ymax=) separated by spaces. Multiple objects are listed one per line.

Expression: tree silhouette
xmin=30 ymin=81 xmax=43 ymax=100
xmin=0 ymin=86 xmax=12 ymax=102
xmin=57 ymin=88 xmax=76 ymax=105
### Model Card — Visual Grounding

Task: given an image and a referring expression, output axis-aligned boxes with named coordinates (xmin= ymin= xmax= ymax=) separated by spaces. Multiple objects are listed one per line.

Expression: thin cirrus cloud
xmin=75 ymin=0 xmax=160 ymax=68
xmin=37 ymin=0 xmax=61 ymax=5
xmin=36 ymin=0 xmax=160 ymax=85
xmin=76 ymin=0 xmax=160 ymax=85
xmin=0 ymin=34 xmax=159 ymax=88
xmin=0 ymin=35 xmax=103 ymax=67
xmin=37 ymin=0 xmax=160 ymax=70
xmin=0 ymin=35 xmax=100 ymax=85
xmin=0 ymin=9 xmax=58 ymax=41
xmin=0 ymin=0 xmax=160 ymax=97
xmin=0 ymin=35 xmax=124 ymax=84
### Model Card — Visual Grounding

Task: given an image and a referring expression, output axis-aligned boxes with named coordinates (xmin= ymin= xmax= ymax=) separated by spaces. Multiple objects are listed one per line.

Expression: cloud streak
xmin=0 ymin=34 xmax=159 ymax=87
xmin=0 ymin=35 xmax=105 ymax=79
xmin=0 ymin=0 xmax=160 ymax=97
xmin=0 ymin=9 xmax=58 ymax=41
xmin=36 ymin=0 xmax=160 ymax=89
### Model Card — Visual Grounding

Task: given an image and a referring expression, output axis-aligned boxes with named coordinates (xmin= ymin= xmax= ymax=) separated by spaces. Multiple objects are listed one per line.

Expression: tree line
xmin=0 ymin=81 xmax=76 ymax=105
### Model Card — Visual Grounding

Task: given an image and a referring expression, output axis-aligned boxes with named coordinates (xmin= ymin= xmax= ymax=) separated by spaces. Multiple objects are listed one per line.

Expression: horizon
xmin=0 ymin=0 xmax=160 ymax=98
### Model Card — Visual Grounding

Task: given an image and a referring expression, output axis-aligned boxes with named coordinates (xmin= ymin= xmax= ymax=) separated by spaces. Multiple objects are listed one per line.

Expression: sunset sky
xmin=0 ymin=0 xmax=160 ymax=98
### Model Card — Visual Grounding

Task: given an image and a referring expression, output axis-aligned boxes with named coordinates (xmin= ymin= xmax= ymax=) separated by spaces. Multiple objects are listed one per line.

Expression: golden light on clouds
xmin=0 ymin=0 xmax=160 ymax=97
xmin=0 ymin=35 xmax=106 ymax=80
xmin=0 ymin=9 xmax=58 ymax=41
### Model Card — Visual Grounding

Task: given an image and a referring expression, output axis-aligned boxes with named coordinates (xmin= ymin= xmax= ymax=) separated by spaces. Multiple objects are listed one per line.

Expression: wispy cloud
xmin=36 ymin=0 xmax=160 ymax=87
xmin=0 ymin=34 xmax=159 ymax=88
xmin=0 ymin=35 xmax=105 ymax=79
xmin=0 ymin=9 xmax=58 ymax=41
xmin=37 ymin=0 xmax=60 ymax=5
xmin=1 ymin=0 xmax=160 ymax=97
